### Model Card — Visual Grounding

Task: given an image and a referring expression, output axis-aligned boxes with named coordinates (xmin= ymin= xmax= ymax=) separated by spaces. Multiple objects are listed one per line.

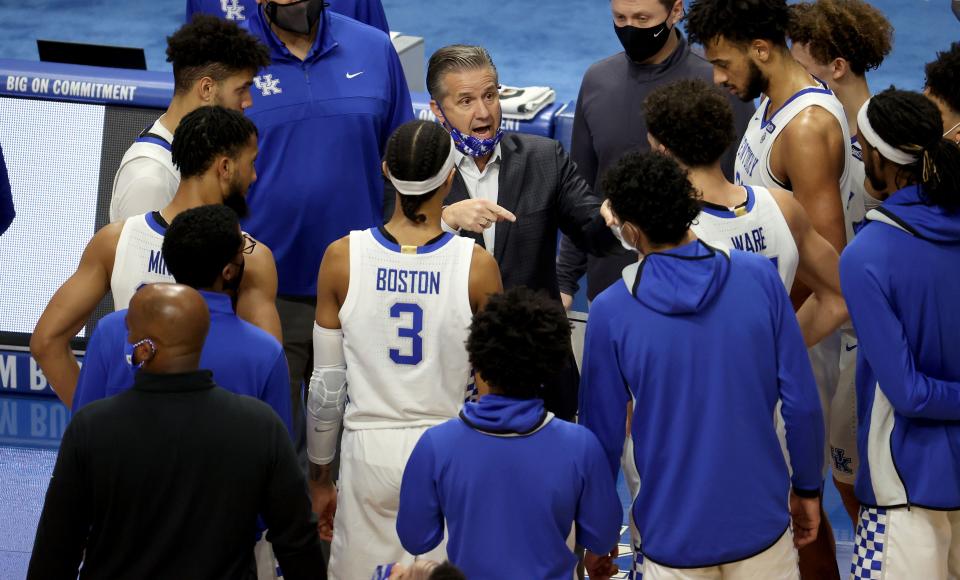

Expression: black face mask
xmin=265 ymin=0 xmax=325 ymax=36
xmin=614 ymin=18 xmax=673 ymax=64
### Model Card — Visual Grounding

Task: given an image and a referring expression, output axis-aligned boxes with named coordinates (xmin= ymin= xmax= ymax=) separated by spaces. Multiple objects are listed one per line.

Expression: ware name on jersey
xmin=691 ymin=185 xmax=799 ymax=290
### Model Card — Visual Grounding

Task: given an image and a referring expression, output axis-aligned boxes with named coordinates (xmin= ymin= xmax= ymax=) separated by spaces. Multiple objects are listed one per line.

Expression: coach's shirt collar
xmin=133 ymin=370 xmax=216 ymax=393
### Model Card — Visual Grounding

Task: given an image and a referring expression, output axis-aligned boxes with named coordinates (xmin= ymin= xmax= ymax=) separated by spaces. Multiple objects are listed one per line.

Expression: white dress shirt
xmin=450 ymin=143 xmax=502 ymax=252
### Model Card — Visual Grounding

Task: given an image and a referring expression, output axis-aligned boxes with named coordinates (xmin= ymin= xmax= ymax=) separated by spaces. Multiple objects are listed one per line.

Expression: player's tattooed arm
xmin=31 ymin=222 xmax=121 ymax=408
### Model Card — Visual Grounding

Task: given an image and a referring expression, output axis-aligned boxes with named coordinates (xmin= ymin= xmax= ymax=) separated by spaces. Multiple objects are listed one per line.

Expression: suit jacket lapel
xmin=493 ymin=137 xmax=524 ymax=261
xmin=446 ymin=169 xmax=485 ymax=249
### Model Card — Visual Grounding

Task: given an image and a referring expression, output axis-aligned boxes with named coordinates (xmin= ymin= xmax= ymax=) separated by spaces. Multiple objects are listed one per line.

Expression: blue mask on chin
xmin=437 ymin=105 xmax=504 ymax=157
xmin=125 ymin=338 xmax=157 ymax=371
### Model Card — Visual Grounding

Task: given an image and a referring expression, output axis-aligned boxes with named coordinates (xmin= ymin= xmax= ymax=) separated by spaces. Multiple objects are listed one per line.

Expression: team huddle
xmin=21 ymin=0 xmax=960 ymax=579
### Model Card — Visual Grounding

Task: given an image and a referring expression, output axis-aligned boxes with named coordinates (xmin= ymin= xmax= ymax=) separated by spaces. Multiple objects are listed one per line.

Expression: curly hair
xmin=866 ymin=88 xmax=960 ymax=210
xmin=384 ymin=120 xmax=452 ymax=223
xmin=788 ymin=0 xmax=893 ymax=76
xmin=171 ymin=106 xmax=258 ymax=179
xmin=925 ymin=42 xmax=960 ymax=114
xmin=645 ymin=79 xmax=735 ymax=167
xmin=467 ymin=287 xmax=572 ymax=399
xmin=603 ymin=152 xmax=701 ymax=245
xmin=163 ymin=205 xmax=242 ymax=289
xmin=166 ymin=15 xmax=271 ymax=94
xmin=429 ymin=562 xmax=467 ymax=580
xmin=686 ymin=0 xmax=791 ymax=47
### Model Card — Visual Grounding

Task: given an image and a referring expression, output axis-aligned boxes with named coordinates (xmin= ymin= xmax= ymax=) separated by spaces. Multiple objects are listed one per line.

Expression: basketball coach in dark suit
xmin=385 ymin=44 xmax=619 ymax=420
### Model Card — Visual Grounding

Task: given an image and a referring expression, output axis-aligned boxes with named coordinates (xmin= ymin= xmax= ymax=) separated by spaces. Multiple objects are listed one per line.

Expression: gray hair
xmin=426 ymin=44 xmax=498 ymax=101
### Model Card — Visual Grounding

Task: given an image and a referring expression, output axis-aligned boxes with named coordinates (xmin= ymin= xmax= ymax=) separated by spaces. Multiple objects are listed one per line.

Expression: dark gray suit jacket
xmin=443 ymin=132 xmax=618 ymax=298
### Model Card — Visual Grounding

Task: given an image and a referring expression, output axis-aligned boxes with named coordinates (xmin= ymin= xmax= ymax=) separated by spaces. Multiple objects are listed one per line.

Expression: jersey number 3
xmin=390 ymin=302 xmax=423 ymax=365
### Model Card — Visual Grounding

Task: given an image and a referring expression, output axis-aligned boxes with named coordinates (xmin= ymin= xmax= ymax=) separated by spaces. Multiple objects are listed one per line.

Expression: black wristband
xmin=792 ymin=486 xmax=821 ymax=499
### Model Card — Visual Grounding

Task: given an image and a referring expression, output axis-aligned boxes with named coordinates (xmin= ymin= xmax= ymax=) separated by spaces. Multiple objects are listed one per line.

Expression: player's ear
xmin=749 ymin=39 xmax=771 ymax=64
xmin=216 ymin=155 xmax=232 ymax=182
xmin=831 ymin=58 xmax=848 ymax=81
xmin=197 ymin=76 xmax=216 ymax=103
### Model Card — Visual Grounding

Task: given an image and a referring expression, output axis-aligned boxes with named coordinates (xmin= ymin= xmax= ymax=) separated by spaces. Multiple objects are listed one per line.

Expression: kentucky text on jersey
xmin=730 ymin=227 xmax=767 ymax=253
xmin=736 ymin=139 xmax=760 ymax=181
xmin=147 ymin=250 xmax=169 ymax=276
xmin=375 ymin=268 xmax=440 ymax=295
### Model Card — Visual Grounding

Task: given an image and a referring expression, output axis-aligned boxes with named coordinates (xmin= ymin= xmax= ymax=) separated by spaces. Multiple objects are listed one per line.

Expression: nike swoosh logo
xmin=313 ymin=426 xmax=334 ymax=433
xmin=654 ymin=29 xmax=664 ymax=37
xmin=845 ymin=344 xmax=858 ymax=352
xmin=345 ymin=72 xmax=364 ymax=79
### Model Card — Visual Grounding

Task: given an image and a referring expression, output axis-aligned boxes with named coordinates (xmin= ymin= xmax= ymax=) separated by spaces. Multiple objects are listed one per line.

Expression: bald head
xmin=127 ymin=284 xmax=210 ymax=373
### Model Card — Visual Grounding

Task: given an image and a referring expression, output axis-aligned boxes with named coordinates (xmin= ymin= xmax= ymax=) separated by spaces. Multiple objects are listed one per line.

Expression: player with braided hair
xmin=841 ymin=87 xmax=960 ymax=579
xmin=306 ymin=120 xmax=501 ymax=579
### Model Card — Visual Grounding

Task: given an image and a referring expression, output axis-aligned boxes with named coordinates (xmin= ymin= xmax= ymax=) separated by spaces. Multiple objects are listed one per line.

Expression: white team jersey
xmin=692 ymin=185 xmax=799 ymax=290
xmin=734 ymin=81 xmax=855 ymax=244
xmin=110 ymin=212 xmax=174 ymax=310
xmin=110 ymin=118 xmax=180 ymax=222
xmin=845 ymin=137 xmax=868 ymax=241
xmin=341 ymin=227 xmax=476 ymax=430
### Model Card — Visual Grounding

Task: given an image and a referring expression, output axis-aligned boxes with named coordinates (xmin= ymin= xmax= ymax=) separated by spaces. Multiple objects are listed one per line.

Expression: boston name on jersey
xmin=375 ymin=268 xmax=441 ymax=295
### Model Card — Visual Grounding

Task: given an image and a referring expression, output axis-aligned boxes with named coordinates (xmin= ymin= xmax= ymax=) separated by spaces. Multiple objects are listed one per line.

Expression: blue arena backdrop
xmin=0 ymin=58 xmax=569 ymax=398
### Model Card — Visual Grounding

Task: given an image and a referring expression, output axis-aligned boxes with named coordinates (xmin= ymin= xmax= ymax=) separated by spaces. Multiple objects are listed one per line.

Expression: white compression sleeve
xmin=306 ymin=323 xmax=347 ymax=465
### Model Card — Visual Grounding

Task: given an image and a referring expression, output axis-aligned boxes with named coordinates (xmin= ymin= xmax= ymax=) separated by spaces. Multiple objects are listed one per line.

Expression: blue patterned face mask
xmin=437 ymin=105 xmax=504 ymax=157
xmin=125 ymin=338 xmax=157 ymax=371
xmin=371 ymin=563 xmax=394 ymax=580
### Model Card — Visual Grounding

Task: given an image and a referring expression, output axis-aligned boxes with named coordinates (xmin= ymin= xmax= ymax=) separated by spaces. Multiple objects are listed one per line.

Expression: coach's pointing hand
xmin=441 ymin=199 xmax=516 ymax=234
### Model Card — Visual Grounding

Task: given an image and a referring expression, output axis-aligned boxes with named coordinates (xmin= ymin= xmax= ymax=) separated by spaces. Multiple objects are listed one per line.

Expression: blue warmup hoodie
xmin=242 ymin=7 xmax=413 ymax=296
xmin=396 ymin=395 xmax=622 ymax=580
xmin=579 ymin=240 xmax=824 ymax=568
xmin=840 ymin=185 xmax=960 ymax=510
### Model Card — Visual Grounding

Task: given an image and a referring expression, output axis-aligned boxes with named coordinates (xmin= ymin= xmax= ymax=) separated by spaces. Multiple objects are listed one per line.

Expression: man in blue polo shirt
xmin=186 ymin=0 xmax=391 ymax=35
xmin=73 ymin=204 xmax=292 ymax=437
xmin=240 ymin=0 xmax=413 ymax=467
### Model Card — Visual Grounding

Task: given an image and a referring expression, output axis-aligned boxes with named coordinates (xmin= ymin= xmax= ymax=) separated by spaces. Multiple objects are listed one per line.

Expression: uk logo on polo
xmin=221 ymin=0 xmax=246 ymax=20
xmin=254 ymin=74 xmax=282 ymax=96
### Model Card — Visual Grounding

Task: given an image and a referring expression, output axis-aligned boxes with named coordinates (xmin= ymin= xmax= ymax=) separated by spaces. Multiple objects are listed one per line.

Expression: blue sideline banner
xmin=0 ymin=59 xmax=173 ymax=108
xmin=0 ymin=395 xmax=68 ymax=449
xmin=0 ymin=349 xmax=80 ymax=397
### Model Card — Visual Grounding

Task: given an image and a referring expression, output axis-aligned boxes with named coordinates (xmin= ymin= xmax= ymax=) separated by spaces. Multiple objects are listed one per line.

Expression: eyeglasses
xmin=241 ymin=233 xmax=257 ymax=255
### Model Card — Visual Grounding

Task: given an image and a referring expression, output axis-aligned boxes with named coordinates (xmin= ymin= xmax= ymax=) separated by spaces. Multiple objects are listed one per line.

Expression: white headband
xmin=857 ymin=99 xmax=921 ymax=166
xmin=386 ymin=138 xmax=457 ymax=196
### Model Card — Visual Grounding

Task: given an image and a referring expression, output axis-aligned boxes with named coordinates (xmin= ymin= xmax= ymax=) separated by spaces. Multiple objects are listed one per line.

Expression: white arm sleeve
xmin=306 ymin=323 xmax=347 ymax=466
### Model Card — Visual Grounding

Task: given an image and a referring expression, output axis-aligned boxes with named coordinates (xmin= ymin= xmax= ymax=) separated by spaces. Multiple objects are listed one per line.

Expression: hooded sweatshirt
xmin=396 ymin=395 xmax=622 ymax=580
xmin=579 ymin=240 xmax=824 ymax=568
xmin=839 ymin=184 xmax=960 ymax=510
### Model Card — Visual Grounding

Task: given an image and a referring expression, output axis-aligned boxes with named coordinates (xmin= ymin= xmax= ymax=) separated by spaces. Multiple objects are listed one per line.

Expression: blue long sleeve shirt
xmin=396 ymin=395 xmax=622 ymax=580
xmin=185 ymin=0 xmax=390 ymax=34
xmin=73 ymin=291 xmax=292 ymax=436
xmin=840 ymin=185 xmax=960 ymax=509
xmin=241 ymin=7 xmax=413 ymax=296
xmin=579 ymin=240 xmax=823 ymax=568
